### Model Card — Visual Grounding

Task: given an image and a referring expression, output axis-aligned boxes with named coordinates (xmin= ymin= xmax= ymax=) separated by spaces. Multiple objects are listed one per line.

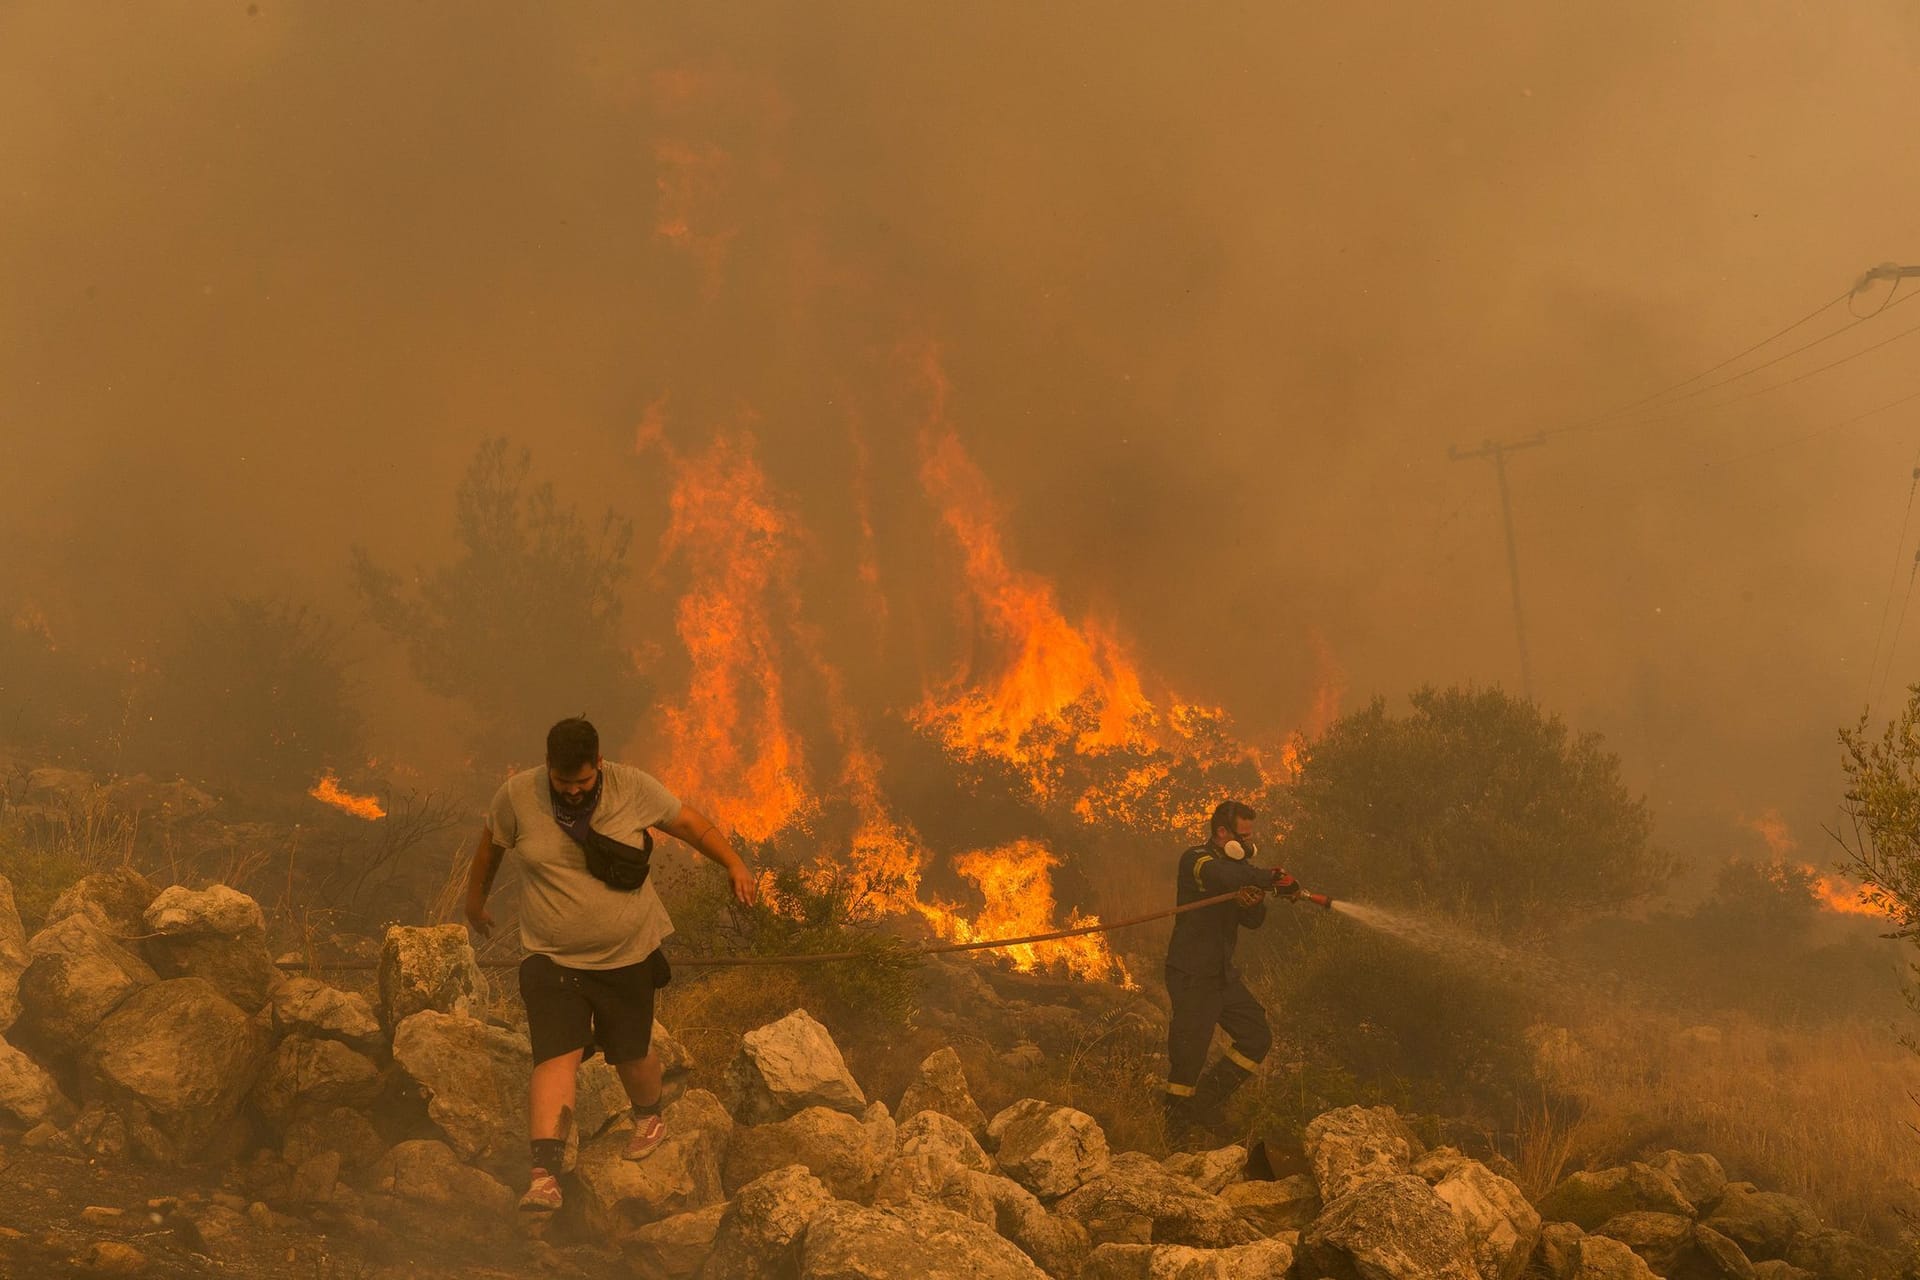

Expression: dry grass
xmin=1533 ymin=1000 xmax=1920 ymax=1235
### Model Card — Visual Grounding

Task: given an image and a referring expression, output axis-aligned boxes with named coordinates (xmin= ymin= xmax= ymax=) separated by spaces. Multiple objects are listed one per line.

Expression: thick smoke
xmin=3 ymin=2 xmax=1918 ymax=868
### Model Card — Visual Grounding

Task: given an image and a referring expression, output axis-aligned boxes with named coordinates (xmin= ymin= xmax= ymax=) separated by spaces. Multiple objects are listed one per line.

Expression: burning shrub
xmin=351 ymin=438 xmax=647 ymax=772
xmin=1280 ymin=686 xmax=1674 ymax=929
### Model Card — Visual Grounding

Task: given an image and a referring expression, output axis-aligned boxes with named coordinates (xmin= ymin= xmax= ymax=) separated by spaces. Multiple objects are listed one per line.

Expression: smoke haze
xmin=5 ymin=2 xmax=1919 ymax=870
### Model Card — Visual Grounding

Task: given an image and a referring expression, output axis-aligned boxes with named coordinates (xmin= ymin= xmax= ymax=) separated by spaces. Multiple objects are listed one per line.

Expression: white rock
xmin=725 ymin=1009 xmax=866 ymax=1123
xmin=143 ymin=884 xmax=265 ymax=938
xmin=389 ymin=1009 xmax=529 ymax=1173
xmin=989 ymin=1100 xmax=1111 ymax=1200
xmin=1303 ymin=1104 xmax=1420 ymax=1202
xmin=0 ymin=1035 xmax=69 ymax=1124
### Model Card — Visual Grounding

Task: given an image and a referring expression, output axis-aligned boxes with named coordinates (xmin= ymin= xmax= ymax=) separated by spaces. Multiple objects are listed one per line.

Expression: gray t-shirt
xmin=486 ymin=762 xmax=680 ymax=969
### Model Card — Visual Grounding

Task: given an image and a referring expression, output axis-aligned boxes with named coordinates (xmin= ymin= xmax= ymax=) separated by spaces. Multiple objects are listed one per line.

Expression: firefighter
xmin=1163 ymin=799 xmax=1298 ymax=1140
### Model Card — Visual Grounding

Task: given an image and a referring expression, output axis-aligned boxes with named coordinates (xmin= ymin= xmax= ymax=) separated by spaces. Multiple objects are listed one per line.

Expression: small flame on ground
xmin=1801 ymin=867 xmax=1899 ymax=919
xmin=1742 ymin=809 xmax=1898 ymax=920
xmin=308 ymin=773 xmax=385 ymax=821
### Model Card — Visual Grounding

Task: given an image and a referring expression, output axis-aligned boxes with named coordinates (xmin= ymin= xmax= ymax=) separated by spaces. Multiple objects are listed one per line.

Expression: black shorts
xmin=518 ymin=950 xmax=667 ymax=1066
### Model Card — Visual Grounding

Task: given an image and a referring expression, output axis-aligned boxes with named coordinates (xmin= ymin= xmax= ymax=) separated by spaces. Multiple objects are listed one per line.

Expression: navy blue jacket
xmin=1166 ymin=842 xmax=1271 ymax=978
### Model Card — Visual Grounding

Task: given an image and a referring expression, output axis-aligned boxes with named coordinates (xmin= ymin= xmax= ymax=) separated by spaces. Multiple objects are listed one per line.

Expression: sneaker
xmin=518 ymin=1168 xmax=562 ymax=1212
xmin=623 ymin=1113 xmax=665 ymax=1161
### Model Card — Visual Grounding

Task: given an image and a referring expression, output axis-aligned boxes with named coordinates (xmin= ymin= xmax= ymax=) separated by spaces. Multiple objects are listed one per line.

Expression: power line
xmin=1545 ymin=267 xmax=1916 ymax=443
xmin=1544 ymin=285 xmax=1854 ymax=438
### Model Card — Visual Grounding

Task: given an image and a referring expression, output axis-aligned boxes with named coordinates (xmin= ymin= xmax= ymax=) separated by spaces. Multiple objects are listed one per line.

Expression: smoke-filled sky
xmin=4 ymin=2 xmax=1918 ymax=869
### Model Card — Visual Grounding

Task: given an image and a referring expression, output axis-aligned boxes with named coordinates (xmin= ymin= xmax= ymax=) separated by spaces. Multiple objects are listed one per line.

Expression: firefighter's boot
xmin=1189 ymin=1055 xmax=1255 ymax=1134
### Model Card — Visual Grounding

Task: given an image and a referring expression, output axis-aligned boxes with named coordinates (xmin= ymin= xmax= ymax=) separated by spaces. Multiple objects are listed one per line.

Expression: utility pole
xmin=1855 ymin=262 xmax=1920 ymax=291
xmin=1448 ymin=434 xmax=1547 ymax=701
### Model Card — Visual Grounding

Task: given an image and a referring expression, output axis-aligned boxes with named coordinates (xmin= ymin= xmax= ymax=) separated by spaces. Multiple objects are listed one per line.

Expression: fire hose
xmin=275 ymin=873 xmax=1333 ymax=970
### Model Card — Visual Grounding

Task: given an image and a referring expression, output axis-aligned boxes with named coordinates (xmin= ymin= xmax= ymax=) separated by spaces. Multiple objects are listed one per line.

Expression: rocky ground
xmin=0 ymin=856 xmax=1914 ymax=1279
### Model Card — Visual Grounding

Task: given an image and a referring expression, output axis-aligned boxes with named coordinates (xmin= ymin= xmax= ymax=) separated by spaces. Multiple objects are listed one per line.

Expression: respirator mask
xmin=1222 ymin=837 xmax=1258 ymax=862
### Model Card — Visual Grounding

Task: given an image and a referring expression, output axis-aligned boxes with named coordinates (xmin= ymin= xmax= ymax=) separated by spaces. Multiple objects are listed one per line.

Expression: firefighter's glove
xmin=1236 ymin=885 xmax=1266 ymax=908
xmin=1270 ymin=869 xmax=1305 ymax=901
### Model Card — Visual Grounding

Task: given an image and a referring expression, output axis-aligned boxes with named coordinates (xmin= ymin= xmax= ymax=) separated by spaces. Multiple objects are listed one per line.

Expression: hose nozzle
xmin=1303 ymin=892 xmax=1334 ymax=910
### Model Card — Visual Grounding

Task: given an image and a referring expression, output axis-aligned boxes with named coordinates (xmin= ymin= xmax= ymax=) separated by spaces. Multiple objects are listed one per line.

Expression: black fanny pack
xmin=561 ymin=824 xmax=654 ymax=892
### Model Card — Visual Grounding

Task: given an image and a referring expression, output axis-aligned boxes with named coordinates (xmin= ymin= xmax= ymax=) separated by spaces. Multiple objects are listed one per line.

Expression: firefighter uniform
xmin=1164 ymin=842 xmax=1275 ymax=1134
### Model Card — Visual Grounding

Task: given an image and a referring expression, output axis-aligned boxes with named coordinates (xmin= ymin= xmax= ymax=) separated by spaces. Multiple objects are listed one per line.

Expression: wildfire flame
xmin=643 ymin=427 xmax=815 ymax=843
xmin=911 ymin=364 xmax=1158 ymax=796
xmin=1742 ymin=809 xmax=1898 ymax=920
xmin=308 ymin=773 xmax=385 ymax=821
xmin=922 ymin=840 xmax=1132 ymax=985
xmin=1801 ymin=867 xmax=1899 ymax=919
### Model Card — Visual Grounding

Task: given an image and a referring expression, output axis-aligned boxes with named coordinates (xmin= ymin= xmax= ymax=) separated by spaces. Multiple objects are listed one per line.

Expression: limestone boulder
xmin=1571 ymin=1234 xmax=1661 ymax=1279
xmin=1303 ymin=1104 xmax=1422 ymax=1201
xmin=989 ymin=1099 xmax=1111 ymax=1200
xmin=144 ymin=884 xmax=263 ymax=937
xmin=1694 ymin=1224 xmax=1761 ymax=1279
xmin=17 ymin=914 xmax=158 ymax=1053
xmin=140 ymin=884 xmax=279 ymax=1013
xmin=377 ymin=924 xmax=486 ymax=1026
xmin=655 ymin=1018 xmax=695 ymax=1076
xmin=250 ymin=1033 xmax=382 ymax=1131
xmin=372 ymin=1138 xmax=514 ymax=1216
xmin=700 ymin=1164 xmax=835 ymax=1280
xmin=1416 ymin=1147 xmax=1542 ymax=1280
xmin=1751 ymin=1262 xmax=1816 ymax=1280
xmin=724 ymin=1008 xmax=867 ymax=1123
xmin=1647 ymin=1150 xmax=1729 ymax=1214
xmin=896 ymin=1107 xmax=993 ymax=1172
xmin=1540 ymin=1163 xmax=1696 ymax=1230
xmin=575 ymin=1102 xmax=726 ymax=1238
xmin=633 ymin=1202 xmax=731 ymax=1279
xmin=45 ymin=866 xmax=156 ymax=937
xmin=897 ymin=1045 xmax=987 ymax=1138
xmin=1702 ymin=1185 xmax=1821 ymax=1263
xmin=0 ymin=1034 xmax=70 ymax=1125
xmin=799 ymin=1197 xmax=1049 ymax=1280
xmin=77 ymin=976 xmax=262 ymax=1161
xmin=1596 ymin=1212 xmax=1695 ymax=1276
xmin=1162 ymin=1146 xmax=1246 ymax=1196
xmin=1055 ymin=1152 xmax=1262 ymax=1249
xmin=0 ymin=874 xmax=29 ymax=1031
xmin=982 ymin=1173 xmax=1092 ymax=1278
xmin=1784 ymin=1227 xmax=1904 ymax=1279
xmin=389 ymin=1009 xmax=529 ymax=1173
xmin=1295 ymin=1174 xmax=1480 ymax=1280
xmin=267 ymin=977 xmax=383 ymax=1056
xmin=1080 ymin=1238 xmax=1297 ymax=1280
xmin=725 ymin=1102 xmax=896 ymax=1200
xmin=1221 ymin=1175 xmax=1317 ymax=1235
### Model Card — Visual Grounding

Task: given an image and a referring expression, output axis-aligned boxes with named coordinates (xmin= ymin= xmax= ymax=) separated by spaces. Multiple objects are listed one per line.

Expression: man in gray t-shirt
xmin=465 ymin=716 xmax=754 ymax=1213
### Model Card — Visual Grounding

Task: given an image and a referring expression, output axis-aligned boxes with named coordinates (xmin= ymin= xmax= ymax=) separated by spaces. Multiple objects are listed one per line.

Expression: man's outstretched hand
xmin=728 ymin=860 xmax=756 ymax=906
xmin=466 ymin=900 xmax=494 ymax=938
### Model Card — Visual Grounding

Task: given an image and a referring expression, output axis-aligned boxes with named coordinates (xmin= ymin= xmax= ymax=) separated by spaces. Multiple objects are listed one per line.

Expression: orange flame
xmin=913 ymin=389 xmax=1157 ymax=796
xmin=1802 ymin=866 xmax=1900 ymax=919
xmin=308 ymin=773 xmax=385 ymax=821
xmin=921 ymin=840 xmax=1132 ymax=984
xmin=644 ymin=427 xmax=815 ymax=843
xmin=1743 ymin=810 xmax=1899 ymax=920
